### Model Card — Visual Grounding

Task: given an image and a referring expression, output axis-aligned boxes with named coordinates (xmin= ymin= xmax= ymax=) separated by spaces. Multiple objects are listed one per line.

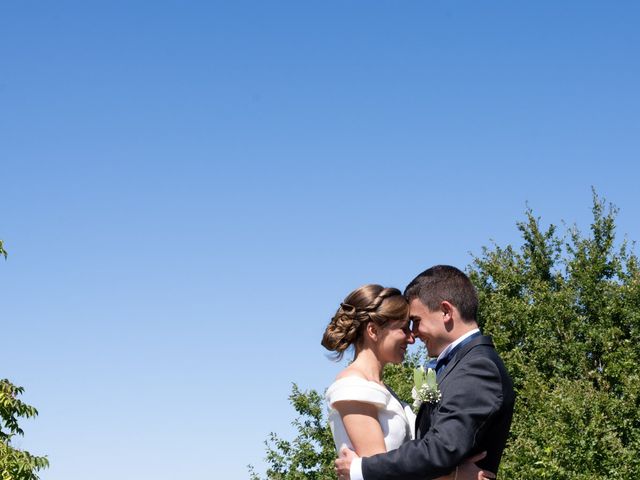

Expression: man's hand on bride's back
xmin=456 ymin=451 xmax=496 ymax=480
xmin=435 ymin=451 xmax=496 ymax=480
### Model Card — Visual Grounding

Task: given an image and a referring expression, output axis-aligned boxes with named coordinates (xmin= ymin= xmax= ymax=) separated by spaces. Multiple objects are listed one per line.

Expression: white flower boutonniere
xmin=411 ymin=366 xmax=441 ymax=412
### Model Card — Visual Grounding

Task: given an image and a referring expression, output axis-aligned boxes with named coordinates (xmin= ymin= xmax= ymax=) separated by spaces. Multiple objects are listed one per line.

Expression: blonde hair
xmin=321 ymin=284 xmax=409 ymax=360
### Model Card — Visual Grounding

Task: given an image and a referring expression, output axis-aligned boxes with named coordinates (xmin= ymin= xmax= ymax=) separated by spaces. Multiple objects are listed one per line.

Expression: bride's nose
xmin=406 ymin=332 xmax=415 ymax=344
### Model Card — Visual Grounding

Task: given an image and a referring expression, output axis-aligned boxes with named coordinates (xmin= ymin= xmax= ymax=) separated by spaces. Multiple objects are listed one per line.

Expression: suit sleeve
xmin=362 ymin=353 xmax=504 ymax=480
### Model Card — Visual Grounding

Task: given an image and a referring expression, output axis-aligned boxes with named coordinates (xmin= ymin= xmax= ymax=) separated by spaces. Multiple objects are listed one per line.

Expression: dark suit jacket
xmin=362 ymin=335 xmax=515 ymax=480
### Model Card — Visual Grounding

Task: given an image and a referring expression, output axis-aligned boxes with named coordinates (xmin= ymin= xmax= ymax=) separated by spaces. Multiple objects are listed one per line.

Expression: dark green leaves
xmin=473 ymin=191 xmax=640 ymax=478
xmin=0 ymin=380 xmax=49 ymax=480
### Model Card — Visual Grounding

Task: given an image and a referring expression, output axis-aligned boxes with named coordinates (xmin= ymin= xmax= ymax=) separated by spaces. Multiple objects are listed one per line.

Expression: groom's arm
xmin=362 ymin=354 xmax=505 ymax=480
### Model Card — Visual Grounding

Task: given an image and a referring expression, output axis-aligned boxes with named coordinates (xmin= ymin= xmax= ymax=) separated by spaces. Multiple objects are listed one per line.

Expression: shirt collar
xmin=436 ymin=328 xmax=481 ymax=363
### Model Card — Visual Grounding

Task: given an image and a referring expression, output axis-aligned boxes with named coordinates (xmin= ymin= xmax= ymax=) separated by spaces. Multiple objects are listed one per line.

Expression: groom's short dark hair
xmin=404 ymin=265 xmax=478 ymax=322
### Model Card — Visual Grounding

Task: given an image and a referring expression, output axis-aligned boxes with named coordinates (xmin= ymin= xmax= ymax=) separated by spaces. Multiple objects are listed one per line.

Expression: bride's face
xmin=376 ymin=318 xmax=415 ymax=364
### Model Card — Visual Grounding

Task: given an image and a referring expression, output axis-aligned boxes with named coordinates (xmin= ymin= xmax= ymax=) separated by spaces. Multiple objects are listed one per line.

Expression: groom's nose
xmin=407 ymin=332 xmax=415 ymax=344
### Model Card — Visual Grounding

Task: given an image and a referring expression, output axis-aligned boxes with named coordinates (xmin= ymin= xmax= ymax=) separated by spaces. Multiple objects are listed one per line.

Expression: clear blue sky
xmin=1 ymin=1 xmax=639 ymax=478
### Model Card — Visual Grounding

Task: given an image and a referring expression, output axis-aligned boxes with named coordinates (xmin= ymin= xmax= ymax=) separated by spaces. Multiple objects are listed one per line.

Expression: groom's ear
xmin=441 ymin=301 xmax=454 ymax=322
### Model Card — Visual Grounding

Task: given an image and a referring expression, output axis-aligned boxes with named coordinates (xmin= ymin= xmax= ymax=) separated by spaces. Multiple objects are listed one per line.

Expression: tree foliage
xmin=0 ymin=243 xmax=49 ymax=480
xmin=248 ymin=384 xmax=335 ymax=480
xmin=471 ymin=191 xmax=640 ymax=479
xmin=252 ymin=192 xmax=640 ymax=479
xmin=0 ymin=382 xmax=49 ymax=480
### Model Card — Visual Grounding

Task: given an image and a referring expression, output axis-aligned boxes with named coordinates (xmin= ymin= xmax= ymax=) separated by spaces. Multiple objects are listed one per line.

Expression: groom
xmin=336 ymin=265 xmax=515 ymax=480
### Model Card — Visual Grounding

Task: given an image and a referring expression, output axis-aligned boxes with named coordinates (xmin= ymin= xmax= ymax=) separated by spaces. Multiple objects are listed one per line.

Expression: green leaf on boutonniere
xmin=426 ymin=367 xmax=438 ymax=389
xmin=411 ymin=365 xmax=441 ymax=412
xmin=414 ymin=366 xmax=426 ymax=391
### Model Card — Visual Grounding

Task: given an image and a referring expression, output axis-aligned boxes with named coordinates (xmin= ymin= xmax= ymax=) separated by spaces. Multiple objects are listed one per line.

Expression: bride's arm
xmin=333 ymin=400 xmax=386 ymax=457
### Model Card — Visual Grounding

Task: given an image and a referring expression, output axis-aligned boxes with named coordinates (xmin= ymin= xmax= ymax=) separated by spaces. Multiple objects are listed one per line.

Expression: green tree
xmin=0 ymin=243 xmax=49 ymax=480
xmin=248 ymin=384 xmax=335 ymax=480
xmin=471 ymin=191 xmax=640 ymax=479
xmin=252 ymin=192 xmax=640 ymax=479
xmin=0 ymin=382 xmax=49 ymax=480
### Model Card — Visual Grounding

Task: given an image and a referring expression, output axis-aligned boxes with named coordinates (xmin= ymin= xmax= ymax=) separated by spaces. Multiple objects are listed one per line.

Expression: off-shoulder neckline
xmin=329 ymin=376 xmax=391 ymax=391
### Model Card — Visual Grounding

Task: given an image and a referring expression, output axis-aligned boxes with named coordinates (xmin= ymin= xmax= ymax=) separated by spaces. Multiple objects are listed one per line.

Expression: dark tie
xmin=426 ymin=357 xmax=438 ymax=371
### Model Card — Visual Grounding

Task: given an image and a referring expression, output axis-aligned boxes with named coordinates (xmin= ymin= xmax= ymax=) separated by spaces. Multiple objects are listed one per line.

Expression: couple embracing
xmin=322 ymin=265 xmax=515 ymax=480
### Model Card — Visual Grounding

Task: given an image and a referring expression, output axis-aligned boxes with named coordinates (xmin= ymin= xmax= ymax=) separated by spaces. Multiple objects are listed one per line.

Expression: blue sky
xmin=1 ymin=1 xmax=639 ymax=479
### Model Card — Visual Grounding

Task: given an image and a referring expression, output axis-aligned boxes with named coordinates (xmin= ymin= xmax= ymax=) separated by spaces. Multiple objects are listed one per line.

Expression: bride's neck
xmin=351 ymin=348 xmax=385 ymax=383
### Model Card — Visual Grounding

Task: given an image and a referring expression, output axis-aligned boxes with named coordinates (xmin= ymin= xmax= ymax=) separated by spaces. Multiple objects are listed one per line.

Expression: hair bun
xmin=321 ymin=284 xmax=408 ymax=361
xmin=340 ymin=302 xmax=357 ymax=314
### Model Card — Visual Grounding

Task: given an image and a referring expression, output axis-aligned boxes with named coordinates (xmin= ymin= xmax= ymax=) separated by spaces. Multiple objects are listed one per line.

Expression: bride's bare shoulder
xmin=335 ymin=366 xmax=368 ymax=382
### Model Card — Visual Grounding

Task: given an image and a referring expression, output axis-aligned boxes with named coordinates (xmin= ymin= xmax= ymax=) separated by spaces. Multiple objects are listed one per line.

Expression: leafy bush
xmin=1 ymin=243 xmax=48 ymax=480
xmin=0 ymin=381 xmax=49 ymax=480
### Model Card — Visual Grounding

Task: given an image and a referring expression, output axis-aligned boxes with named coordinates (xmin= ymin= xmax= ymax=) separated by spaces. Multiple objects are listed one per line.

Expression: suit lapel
xmin=438 ymin=335 xmax=494 ymax=384
xmin=416 ymin=336 xmax=495 ymax=438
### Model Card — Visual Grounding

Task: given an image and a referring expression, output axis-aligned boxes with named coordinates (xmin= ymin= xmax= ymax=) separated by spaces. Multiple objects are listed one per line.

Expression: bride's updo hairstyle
xmin=321 ymin=284 xmax=409 ymax=360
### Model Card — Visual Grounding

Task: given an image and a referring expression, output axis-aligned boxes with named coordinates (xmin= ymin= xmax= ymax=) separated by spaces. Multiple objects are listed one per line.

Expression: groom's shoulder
xmin=462 ymin=337 xmax=512 ymax=381
xmin=459 ymin=335 xmax=494 ymax=358
xmin=468 ymin=335 xmax=501 ymax=358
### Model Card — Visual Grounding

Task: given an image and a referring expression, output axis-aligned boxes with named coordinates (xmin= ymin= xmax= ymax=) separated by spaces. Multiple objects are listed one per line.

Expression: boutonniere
xmin=411 ymin=366 xmax=441 ymax=412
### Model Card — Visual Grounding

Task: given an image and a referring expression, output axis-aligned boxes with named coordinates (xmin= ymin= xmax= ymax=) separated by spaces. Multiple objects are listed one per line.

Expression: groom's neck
xmin=448 ymin=321 xmax=479 ymax=343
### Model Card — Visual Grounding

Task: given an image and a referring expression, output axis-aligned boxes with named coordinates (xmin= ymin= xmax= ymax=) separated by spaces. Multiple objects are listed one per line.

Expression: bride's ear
xmin=366 ymin=322 xmax=378 ymax=342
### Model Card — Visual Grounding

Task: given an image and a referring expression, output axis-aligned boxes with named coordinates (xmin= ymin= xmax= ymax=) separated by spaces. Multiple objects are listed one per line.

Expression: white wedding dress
xmin=325 ymin=376 xmax=416 ymax=452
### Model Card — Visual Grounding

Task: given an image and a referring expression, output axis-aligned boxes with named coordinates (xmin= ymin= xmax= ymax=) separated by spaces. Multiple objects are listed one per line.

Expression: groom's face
xmin=409 ymin=298 xmax=449 ymax=357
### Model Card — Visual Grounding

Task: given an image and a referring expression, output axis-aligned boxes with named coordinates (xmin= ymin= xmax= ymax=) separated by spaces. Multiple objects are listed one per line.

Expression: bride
xmin=321 ymin=284 xmax=492 ymax=480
